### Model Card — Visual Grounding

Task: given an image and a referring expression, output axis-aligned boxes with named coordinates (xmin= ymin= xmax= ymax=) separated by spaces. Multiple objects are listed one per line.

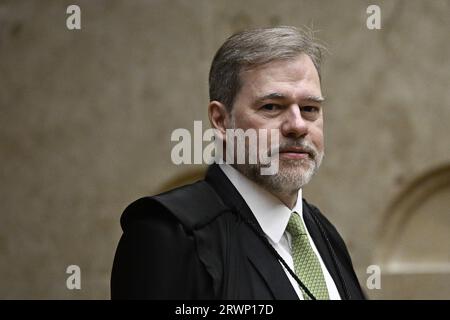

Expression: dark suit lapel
xmin=235 ymin=200 xmax=299 ymax=300
xmin=302 ymin=203 xmax=349 ymax=299
xmin=241 ymin=222 xmax=299 ymax=299
xmin=205 ymin=164 xmax=299 ymax=300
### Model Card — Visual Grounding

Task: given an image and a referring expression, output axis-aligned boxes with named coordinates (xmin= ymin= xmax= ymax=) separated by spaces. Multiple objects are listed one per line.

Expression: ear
xmin=208 ymin=101 xmax=231 ymax=141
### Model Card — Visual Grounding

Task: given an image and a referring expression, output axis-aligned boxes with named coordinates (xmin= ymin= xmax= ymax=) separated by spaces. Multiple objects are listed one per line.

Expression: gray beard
xmin=233 ymin=154 xmax=323 ymax=195
xmin=229 ymin=114 xmax=324 ymax=194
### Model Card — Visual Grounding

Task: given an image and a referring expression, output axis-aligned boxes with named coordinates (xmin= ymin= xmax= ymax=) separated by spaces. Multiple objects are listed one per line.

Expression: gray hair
xmin=208 ymin=26 xmax=326 ymax=111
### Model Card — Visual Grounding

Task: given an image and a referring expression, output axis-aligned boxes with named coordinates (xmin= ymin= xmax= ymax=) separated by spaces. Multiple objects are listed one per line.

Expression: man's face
xmin=228 ymin=53 xmax=324 ymax=194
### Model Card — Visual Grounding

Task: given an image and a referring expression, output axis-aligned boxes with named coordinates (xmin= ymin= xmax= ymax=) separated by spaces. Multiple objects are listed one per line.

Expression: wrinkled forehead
xmin=237 ymin=54 xmax=322 ymax=103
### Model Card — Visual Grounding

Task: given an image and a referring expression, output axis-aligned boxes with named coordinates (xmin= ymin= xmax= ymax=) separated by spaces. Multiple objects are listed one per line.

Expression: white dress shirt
xmin=219 ymin=163 xmax=341 ymax=300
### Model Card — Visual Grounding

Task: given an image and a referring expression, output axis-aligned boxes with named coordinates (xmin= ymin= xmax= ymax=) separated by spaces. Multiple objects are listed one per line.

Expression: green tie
xmin=286 ymin=212 xmax=330 ymax=300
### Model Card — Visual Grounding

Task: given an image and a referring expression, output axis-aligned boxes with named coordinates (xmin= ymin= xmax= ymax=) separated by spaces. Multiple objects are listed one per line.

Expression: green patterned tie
xmin=286 ymin=211 xmax=329 ymax=300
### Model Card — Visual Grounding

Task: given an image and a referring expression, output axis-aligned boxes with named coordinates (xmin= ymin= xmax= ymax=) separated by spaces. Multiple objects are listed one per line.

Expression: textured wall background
xmin=0 ymin=0 xmax=449 ymax=299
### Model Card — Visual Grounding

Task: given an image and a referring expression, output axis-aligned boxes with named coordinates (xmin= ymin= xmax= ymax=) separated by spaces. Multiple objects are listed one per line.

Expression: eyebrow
xmin=254 ymin=92 xmax=325 ymax=104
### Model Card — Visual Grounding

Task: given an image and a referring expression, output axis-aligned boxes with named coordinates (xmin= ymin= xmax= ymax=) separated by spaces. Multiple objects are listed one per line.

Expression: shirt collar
xmin=219 ymin=163 xmax=303 ymax=244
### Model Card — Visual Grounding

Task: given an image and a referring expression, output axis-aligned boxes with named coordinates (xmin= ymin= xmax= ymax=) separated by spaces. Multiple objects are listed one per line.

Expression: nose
xmin=280 ymin=104 xmax=308 ymax=138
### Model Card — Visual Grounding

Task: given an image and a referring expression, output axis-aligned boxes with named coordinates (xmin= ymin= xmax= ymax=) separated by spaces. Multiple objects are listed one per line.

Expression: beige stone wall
xmin=0 ymin=0 xmax=449 ymax=299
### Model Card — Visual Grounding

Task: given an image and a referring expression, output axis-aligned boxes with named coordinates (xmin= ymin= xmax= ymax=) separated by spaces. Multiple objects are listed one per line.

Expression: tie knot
xmin=286 ymin=212 xmax=307 ymax=237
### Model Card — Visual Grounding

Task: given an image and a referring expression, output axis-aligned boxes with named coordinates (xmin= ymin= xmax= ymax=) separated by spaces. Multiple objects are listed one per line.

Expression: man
xmin=111 ymin=26 xmax=365 ymax=300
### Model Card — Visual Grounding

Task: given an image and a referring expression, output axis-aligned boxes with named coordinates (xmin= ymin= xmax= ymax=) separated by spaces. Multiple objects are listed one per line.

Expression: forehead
xmin=238 ymin=54 xmax=322 ymax=101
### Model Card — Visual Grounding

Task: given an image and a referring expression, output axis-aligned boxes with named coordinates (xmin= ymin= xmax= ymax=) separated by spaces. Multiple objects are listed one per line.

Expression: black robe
xmin=111 ymin=164 xmax=365 ymax=299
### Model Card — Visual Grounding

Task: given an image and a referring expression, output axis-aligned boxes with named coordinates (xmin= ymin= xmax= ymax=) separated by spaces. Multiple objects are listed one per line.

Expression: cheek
xmin=316 ymin=133 xmax=324 ymax=150
xmin=311 ymin=125 xmax=324 ymax=149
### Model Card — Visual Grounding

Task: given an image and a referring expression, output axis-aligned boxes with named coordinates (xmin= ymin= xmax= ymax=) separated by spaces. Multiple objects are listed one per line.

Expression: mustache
xmin=269 ymin=140 xmax=318 ymax=160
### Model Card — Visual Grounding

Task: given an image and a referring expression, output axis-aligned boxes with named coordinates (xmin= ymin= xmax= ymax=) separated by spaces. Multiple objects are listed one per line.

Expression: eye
xmin=300 ymin=106 xmax=321 ymax=121
xmin=260 ymin=104 xmax=281 ymax=111
xmin=301 ymin=106 xmax=320 ymax=113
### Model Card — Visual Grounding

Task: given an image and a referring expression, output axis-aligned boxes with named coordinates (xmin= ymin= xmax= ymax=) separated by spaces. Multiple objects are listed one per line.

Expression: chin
xmin=277 ymin=164 xmax=316 ymax=187
xmin=280 ymin=159 xmax=315 ymax=173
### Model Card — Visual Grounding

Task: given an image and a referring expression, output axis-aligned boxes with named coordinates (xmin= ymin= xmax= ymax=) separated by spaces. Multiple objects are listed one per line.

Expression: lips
xmin=279 ymin=147 xmax=313 ymax=158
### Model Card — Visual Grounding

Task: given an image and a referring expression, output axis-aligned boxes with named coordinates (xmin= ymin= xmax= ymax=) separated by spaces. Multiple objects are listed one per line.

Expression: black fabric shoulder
xmin=303 ymin=199 xmax=354 ymax=266
xmin=111 ymin=194 xmax=214 ymax=299
xmin=152 ymin=180 xmax=230 ymax=230
xmin=119 ymin=180 xmax=229 ymax=232
xmin=303 ymin=199 xmax=341 ymax=238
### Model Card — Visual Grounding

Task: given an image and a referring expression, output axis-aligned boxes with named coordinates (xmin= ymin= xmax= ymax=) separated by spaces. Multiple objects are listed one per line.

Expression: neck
xmin=271 ymin=190 xmax=298 ymax=210
xmin=226 ymin=163 xmax=300 ymax=210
